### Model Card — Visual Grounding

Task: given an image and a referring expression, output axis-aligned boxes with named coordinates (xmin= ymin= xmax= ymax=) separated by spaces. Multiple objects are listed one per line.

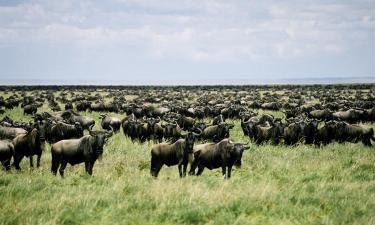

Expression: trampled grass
xmin=0 ymin=94 xmax=375 ymax=224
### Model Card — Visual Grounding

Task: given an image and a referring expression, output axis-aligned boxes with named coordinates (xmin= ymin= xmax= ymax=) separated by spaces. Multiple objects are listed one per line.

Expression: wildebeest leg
xmin=3 ymin=159 xmax=11 ymax=171
xmin=196 ymin=165 xmax=205 ymax=176
xmin=178 ymin=162 xmax=184 ymax=178
xmin=85 ymin=162 xmax=91 ymax=175
xmin=36 ymin=154 xmax=41 ymax=167
xmin=189 ymin=160 xmax=198 ymax=175
xmin=51 ymin=159 xmax=59 ymax=176
xmin=227 ymin=166 xmax=232 ymax=179
xmin=59 ymin=161 xmax=67 ymax=177
xmin=13 ymin=153 xmax=23 ymax=170
xmin=29 ymin=155 xmax=34 ymax=168
xmin=86 ymin=161 xmax=94 ymax=175
xmin=150 ymin=156 xmax=163 ymax=177
xmin=182 ymin=163 xmax=188 ymax=177
xmin=222 ymin=166 xmax=227 ymax=177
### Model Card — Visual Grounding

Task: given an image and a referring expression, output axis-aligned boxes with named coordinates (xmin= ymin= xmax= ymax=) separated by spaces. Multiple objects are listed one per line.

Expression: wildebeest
xmin=100 ymin=114 xmax=121 ymax=132
xmin=332 ymin=109 xmax=365 ymax=123
xmin=51 ymin=130 xmax=113 ymax=177
xmin=201 ymin=122 xmax=234 ymax=142
xmin=48 ymin=121 xmax=84 ymax=143
xmin=0 ymin=140 xmax=14 ymax=170
xmin=61 ymin=110 xmax=95 ymax=130
xmin=335 ymin=121 xmax=375 ymax=146
xmin=189 ymin=139 xmax=249 ymax=178
xmin=150 ymin=131 xmax=200 ymax=177
xmin=314 ymin=121 xmax=337 ymax=146
xmin=12 ymin=122 xmax=46 ymax=170
xmin=23 ymin=104 xmax=37 ymax=115
xmin=162 ymin=121 xmax=182 ymax=141
xmin=254 ymin=119 xmax=284 ymax=145
xmin=309 ymin=109 xmax=332 ymax=121
xmin=0 ymin=125 xmax=27 ymax=140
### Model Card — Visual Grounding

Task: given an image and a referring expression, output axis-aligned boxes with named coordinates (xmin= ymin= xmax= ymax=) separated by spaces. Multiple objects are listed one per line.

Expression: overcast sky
xmin=0 ymin=0 xmax=374 ymax=84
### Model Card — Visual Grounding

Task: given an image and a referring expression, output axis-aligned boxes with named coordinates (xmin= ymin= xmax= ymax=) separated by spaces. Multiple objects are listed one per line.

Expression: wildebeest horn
xmin=106 ymin=126 xmax=114 ymax=138
xmin=192 ymin=128 xmax=202 ymax=136
xmin=237 ymin=141 xmax=250 ymax=146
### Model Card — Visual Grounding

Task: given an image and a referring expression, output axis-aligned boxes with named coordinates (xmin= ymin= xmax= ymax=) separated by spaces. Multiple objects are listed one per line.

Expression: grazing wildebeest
xmin=335 ymin=121 xmax=375 ymax=146
xmin=201 ymin=122 xmax=234 ymax=142
xmin=309 ymin=109 xmax=332 ymax=121
xmin=255 ymin=119 xmax=284 ymax=145
xmin=150 ymin=131 xmax=200 ymax=178
xmin=12 ymin=122 xmax=46 ymax=170
xmin=314 ymin=121 xmax=337 ymax=146
xmin=0 ymin=125 xmax=27 ymax=140
xmin=0 ymin=140 xmax=14 ymax=170
xmin=51 ymin=130 xmax=113 ymax=177
xmin=49 ymin=121 xmax=84 ymax=143
xmin=100 ymin=114 xmax=121 ymax=132
xmin=61 ymin=110 xmax=95 ymax=130
xmin=189 ymin=139 xmax=249 ymax=178
xmin=23 ymin=104 xmax=37 ymax=115
xmin=332 ymin=109 xmax=365 ymax=123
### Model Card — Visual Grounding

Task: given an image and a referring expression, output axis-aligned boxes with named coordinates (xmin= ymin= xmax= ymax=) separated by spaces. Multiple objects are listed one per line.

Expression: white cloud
xmin=0 ymin=0 xmax=374 ymax=63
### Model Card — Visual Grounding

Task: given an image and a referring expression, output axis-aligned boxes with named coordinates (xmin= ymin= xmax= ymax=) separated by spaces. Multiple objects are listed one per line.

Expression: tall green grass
xmin=0 ymin=93 xmax=375 ymax=225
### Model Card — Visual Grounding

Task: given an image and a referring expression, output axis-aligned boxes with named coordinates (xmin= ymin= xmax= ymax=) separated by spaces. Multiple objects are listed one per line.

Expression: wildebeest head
xmin=162 ymin=122 xmax=177 ymax=135
xmin=34 ymin=120 xmax=46 ymax=142
xmin=182 ymin=129 xmax=201 ymax=153
xmin=218 ymin=123 xmax=235 ymax=139
xmin=272 ymin=118 xmax=284 ymax=135
xmin=227 ymin=140 xmax=249 ymax=167
xmin=74 ymin=122 xmax=84 ymax=137
xmin=88 ymin=130 xmax=113 ymax=156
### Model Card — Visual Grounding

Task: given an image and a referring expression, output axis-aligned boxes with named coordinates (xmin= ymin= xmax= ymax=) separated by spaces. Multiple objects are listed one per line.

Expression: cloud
xmin=0 ymin=0 xmax=374 ymax=63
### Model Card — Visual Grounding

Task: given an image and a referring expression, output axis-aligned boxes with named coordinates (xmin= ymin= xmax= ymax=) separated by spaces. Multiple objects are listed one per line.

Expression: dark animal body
xmin=0 ymin=125 xmax=27 ymax=140
xmin=12 ymin=128 xmax=45 ymax=170
xmin=150 ymin=132 xmax=197 ymax=177
xmin=189 ymin=139 xmax=248 ymax=178
xmin=51 ymin=131 xmax=112 ymax=177
xmin=0 ymin=140 xmax=14 ymax=170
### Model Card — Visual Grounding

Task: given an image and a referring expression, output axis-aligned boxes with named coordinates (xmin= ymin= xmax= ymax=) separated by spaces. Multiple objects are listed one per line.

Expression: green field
xmin=1 ymin=92 xmax=375 ymax=225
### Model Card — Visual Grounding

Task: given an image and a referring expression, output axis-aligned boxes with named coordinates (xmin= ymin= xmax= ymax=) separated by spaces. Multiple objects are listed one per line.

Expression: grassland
xmin=0 ymin=92 xmax=375 ymax=225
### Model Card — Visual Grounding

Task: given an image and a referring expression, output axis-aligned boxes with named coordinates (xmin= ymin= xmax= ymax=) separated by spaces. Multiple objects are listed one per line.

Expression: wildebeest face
xmin=93 ymin=133 xmax=106 ymax=155
xmin=184 ymin=132 xmax=195 ymax=153
xmin=232 ymin=144 xmax=244 ymax=167
xmin=74 ymin=122 xmax=84 ymax=137
xmin=274 ymin=120 xmax=284 ymax=135
xmin=35 ymin=121 xmax=46 ymax=141
xmin=164 ymin=123 xmax=177 ymax=135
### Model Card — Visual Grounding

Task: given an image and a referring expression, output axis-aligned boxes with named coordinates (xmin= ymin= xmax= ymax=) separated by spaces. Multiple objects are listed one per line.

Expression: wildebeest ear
xmin=243 ymin=146 xmax=251 ymax=150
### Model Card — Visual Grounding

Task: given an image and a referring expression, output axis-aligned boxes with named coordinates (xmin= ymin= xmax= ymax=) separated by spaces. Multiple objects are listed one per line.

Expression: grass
xmin=1 ymin=91 xmax=375 ymax=225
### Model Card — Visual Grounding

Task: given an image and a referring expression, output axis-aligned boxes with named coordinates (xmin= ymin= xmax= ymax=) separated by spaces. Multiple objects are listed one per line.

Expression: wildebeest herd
xmin=0 ymin=84 xmax=374 ymax=178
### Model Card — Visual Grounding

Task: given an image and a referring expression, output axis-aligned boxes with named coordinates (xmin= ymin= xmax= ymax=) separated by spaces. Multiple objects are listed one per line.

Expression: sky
xmin=0 ymin=0 xmax=374 ymax=84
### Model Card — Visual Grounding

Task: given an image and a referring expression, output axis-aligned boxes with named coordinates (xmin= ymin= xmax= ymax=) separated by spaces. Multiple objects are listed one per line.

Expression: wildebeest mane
xmin=78 ymin=135 xmax=93 ymax=156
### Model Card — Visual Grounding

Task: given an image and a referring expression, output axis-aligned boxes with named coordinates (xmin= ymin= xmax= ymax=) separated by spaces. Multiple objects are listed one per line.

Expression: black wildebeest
xmin=314 ymin=121 xmax=337 ymax=146
xmin=12 ymin=122 xmax=46 ymax=170
xmin=150 ymin=131 xmax=200 ymax=178
xmin=254 ymin=119 xmax=284 ymax=145
xmin=61 ymin=110 xmax=95 ymax=130
xmin=189 ymin=139 xmax=249 ymax=179
xmin=100 ymin=114 xmax=121 ymax=132
xmin=23 ymin=104 xmax=37 ymax=115
xmin=0 ymin=140 xmax=14 ymax=170
xmin=51 ymin=130 xmax=113 ymax=177
xmin=0 ymin=125 xmax=27 ymax=140
xmin=201 ymin=122 xmax=234 ymax=142
xmin=48 ymin=121 xmax=84 ymax=143
xmin=335 ymin=121 xmax=375 ymax=146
